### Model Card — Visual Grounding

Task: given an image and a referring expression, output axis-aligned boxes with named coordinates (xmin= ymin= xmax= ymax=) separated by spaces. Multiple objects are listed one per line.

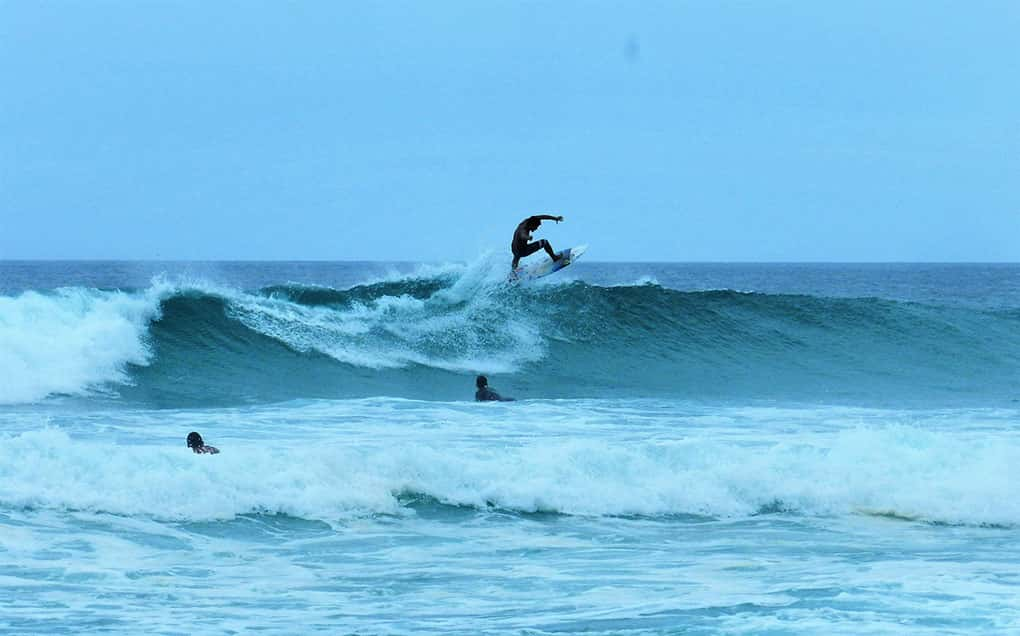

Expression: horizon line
xmin=2 ymin=258 xmax=1019 ymax=266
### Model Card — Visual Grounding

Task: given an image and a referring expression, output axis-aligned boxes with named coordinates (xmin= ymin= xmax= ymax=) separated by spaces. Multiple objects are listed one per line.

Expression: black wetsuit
xmin=476 ymin=387 xmax=513 ymax=402
xmin=512 ymin=217 xmax=550 ymax=260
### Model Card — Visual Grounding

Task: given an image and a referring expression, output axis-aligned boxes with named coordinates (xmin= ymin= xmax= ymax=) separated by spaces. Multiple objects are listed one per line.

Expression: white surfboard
xmin=512 ymin=244 xmax=588 ymax=282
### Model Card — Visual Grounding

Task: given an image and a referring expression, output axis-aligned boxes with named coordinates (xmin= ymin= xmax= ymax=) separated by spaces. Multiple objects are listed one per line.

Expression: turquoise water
xmin=1 ymin=259 xmax=1019 ymax=634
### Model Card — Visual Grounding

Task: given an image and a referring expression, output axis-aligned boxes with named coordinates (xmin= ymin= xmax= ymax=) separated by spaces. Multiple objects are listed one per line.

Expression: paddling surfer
xmin=475 ymin=375 xmax=515 ymax=402
xmin=186 ymin=432 xmax=220 ymax=454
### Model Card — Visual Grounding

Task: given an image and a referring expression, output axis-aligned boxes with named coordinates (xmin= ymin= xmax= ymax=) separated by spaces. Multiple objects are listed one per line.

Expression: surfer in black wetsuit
xmin=475 ymin=375 xmax=514 ymax=402
xmin=187 ymin=432 xmax=220 ymax=455
xmin=512 ymin=214 xmax=564 ymax=270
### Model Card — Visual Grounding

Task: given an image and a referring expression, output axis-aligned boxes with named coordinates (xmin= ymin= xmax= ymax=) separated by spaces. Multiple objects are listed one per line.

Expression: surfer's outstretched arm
xmin=533 ymin=214 xmax=564 ymax=223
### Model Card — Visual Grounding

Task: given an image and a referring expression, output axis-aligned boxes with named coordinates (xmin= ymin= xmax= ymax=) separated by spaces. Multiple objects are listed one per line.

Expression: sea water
xmin=1 ymin=259 xmax=1018 ymax=634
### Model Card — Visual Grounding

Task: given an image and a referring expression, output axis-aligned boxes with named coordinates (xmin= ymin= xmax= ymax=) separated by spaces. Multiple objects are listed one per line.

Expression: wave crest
xmin=0 ymin=287 xmax=161 ymax=404
xmin=2 ymin=263 xmax=1018 ymax=406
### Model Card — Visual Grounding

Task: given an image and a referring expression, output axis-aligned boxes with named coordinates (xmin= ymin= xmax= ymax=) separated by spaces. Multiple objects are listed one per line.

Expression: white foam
xmin=225 ymin=253 xmax=546 ymax=373
xmin=0 ymin=287 xmax=164 ymax=404
xmin=0 ymin=429 xmax=400 ymax=521
xmin=2 ymin=416 xmax=1018 ymax=526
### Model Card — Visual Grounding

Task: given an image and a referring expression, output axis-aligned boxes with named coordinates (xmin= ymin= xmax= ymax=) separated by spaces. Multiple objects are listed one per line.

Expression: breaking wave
xmin=1 ymin=261 xmax=1018 ymax=406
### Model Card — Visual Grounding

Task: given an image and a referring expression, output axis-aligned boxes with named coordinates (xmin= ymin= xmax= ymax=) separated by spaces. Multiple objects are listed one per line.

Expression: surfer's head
xmin=476 ymin=375 xmax=488 ymax=389
xmin=187 ymin=432 xmax=203 ymax=449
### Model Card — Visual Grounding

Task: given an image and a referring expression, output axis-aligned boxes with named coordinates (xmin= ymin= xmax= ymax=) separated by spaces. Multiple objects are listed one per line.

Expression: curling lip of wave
xmin=0 ymin=285 xmax=163 ymax=405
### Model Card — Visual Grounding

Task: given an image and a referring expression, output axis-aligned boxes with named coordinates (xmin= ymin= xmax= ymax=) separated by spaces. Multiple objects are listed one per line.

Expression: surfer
xmin=187 ymin=432 xmax=220 ymax=455
xmin=512 ymin=214 xmax=564 ymax=270
xmin=475 ymin=375 xmax=515 ymax=402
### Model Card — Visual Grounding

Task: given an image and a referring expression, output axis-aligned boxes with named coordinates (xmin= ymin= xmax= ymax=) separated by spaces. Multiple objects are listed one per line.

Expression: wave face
xmin=2 ymin=263 xmax=1019 ymax=406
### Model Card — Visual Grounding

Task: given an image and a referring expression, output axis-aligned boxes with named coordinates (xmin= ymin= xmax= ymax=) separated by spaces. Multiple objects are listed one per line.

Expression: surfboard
xmin=512 ymin=244 xmax=588 ymax=282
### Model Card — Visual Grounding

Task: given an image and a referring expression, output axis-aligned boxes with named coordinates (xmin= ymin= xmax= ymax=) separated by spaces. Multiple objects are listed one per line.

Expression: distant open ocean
xmin=2 ymin=259 xmax=1019 ymax=634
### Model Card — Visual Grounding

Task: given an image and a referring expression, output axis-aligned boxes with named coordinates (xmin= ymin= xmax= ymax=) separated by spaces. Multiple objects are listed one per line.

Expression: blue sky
xmin=2 ymin=1 xmax=1017 ymax=261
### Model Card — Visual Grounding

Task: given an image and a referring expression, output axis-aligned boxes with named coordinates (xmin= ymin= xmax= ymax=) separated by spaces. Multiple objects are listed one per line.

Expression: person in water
xmin=512 ymin=214 xmax=565 ymax=270
xmin=187 ymin=432 xmax=220 ymax=454
xmin=475 ymin=375 xmax=514 ymax=402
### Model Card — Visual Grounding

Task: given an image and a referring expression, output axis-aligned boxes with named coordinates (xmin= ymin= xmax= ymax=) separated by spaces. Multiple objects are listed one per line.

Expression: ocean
xmin=1 ymin=259 xmax=1018 ymax=634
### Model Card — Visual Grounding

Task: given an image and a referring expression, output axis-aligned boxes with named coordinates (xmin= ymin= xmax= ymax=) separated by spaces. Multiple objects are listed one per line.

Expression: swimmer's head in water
xmin=187 ymin=432 xmax=203 ymax=448
xmin=476 ymin=375 xmax=488 ymax=389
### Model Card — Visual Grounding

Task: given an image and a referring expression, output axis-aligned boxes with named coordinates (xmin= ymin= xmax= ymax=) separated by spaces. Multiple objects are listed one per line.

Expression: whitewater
xmin=2 ymin=260 xmax=1019 ymax=634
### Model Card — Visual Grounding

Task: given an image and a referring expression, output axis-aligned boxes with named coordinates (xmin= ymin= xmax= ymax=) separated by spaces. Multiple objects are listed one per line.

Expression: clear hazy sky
xmin=2 ymin=1 xmax=1017 ymax=261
